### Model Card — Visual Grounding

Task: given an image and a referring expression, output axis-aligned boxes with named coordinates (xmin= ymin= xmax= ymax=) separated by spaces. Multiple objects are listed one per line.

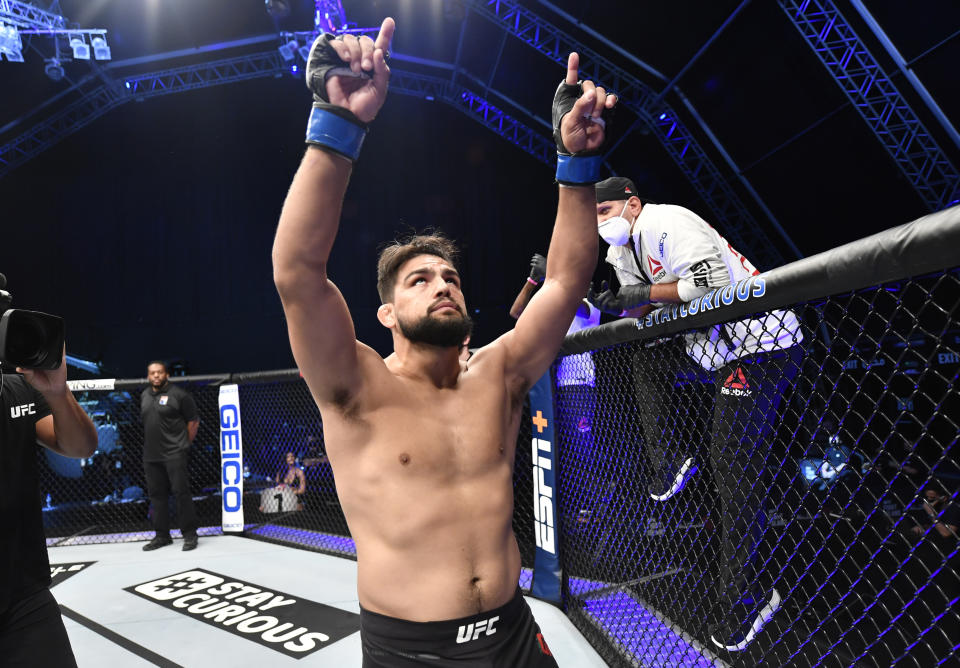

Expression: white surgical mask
xmin=597 ymin=200 xmax=634 ymax=246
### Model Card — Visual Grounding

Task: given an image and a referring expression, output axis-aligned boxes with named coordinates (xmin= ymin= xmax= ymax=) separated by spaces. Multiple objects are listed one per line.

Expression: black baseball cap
xmin=595 ymin=176 xmax=657 ymax=205
xmin=595 ymin=176 xmax=637 ymax=202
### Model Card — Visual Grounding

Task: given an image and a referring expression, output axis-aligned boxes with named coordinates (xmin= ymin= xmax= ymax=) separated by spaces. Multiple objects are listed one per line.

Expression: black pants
xmin=632 ymin=338 xmax=713 ymax=476
xmin=710 ymin=346 xmax=803 ymax=602
xmin=0 ymin=588 xmax=77 ymax=668
xmin=360 ymin=588 xmax=558 ymax=667
xmin=144 ymin=452 xmax=198 ymax=538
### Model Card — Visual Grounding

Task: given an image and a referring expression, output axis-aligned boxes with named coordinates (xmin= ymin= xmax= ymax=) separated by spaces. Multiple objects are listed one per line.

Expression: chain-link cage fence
xmin=40 ymin=209 xmax=959 ymax=665
xmin=555 ymin=215 xmax=959 ymax=665
xmin=41 ymin=378 xmax=226 ymax=546
xmin=42 ymin=371 xmax=540 ymax=590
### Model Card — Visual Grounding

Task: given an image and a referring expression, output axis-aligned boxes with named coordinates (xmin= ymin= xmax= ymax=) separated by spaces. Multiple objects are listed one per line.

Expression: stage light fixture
xmin=0 ymin=24 xmax=24 ymax=62
xmin=265 ymin=0 xmax=291 ymax=19
xmin=91 ymin=35 xmax=111 ymax=60
xmin=70 ymin=36 xmax=90 ymax=60
xmin=278 ymin=39 xmax=298 ymax=62
xmin=298 ymin=45 xmax=310 ymax=61
xmin=45 ymin=58 xmax=65 ymax=81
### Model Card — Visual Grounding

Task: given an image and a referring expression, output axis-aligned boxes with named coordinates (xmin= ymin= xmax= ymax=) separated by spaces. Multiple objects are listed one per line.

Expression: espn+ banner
xmin=219 ymin=384 xmax=244 ymax=532
xmin=529 ymin=372 xmax=561 ymax=603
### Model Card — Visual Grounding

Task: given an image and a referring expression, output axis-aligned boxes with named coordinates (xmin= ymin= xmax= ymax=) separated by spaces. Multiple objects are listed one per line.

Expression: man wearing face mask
xmin=590 ymin=176 xmax=804 ymax=654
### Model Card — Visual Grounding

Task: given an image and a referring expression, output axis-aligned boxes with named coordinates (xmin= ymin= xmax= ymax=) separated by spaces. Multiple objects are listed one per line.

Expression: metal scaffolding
xmin=0 ymin=47 xmax=553 ymax=178
xmin=390 ymin=68 xmax=556 ymax=167
xmin=779 ymin=0 xmax=960 ymax=211
xmin=468 ymin=0 xmax=789 ymax=268
xmin=0 ymin=52 xmax=288 ymax=178
xmin=8 ymin=0 xmax=956 ymax=265
xmin=122 ymin=51 xmax=286 ymax=99
xmin=0 ymin=0 xmax=67 ymax=29
xmin=0 ymin=0 xmax=111 ymax=63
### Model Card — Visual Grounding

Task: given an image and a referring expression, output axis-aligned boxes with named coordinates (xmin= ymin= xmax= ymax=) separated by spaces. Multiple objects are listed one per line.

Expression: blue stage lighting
xmin=0 ymin=25 xmax=24 ymax=62
xmin=278 ymin=39 xmax=298 ymax=62
xmin=290 ymin=65 xmax=298 ymax=74
xmin=45 ymin=59 xmax=65 ymax=81
xmin=70 ymin=36 xmax=90 ymax=60
xmin=265 ymin=0 xmax=292 ymax=19
xmin=298 ymin=45 xmax=310 ymax=61
xmin=91 ymin=35 xmax=111 ymax=60
xmin=658 ymin=112 xmax=667 ymax=121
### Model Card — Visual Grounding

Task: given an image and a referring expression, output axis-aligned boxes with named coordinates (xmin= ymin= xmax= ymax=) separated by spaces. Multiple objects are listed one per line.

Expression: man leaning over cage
xmin=589 ymin=176 xmax=804 ymax=653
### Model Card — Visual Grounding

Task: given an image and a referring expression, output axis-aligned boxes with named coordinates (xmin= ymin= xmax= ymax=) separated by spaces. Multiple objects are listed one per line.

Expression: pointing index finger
xmin=374 ymin=17 xmax=395 ymax=54
xmin=565 ymin=52 xmax=579 ymax=85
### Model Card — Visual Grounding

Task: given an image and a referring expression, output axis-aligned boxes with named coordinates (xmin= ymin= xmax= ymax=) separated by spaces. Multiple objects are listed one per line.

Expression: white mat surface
xmin=48 ymin=535 xmax=608 ymax=667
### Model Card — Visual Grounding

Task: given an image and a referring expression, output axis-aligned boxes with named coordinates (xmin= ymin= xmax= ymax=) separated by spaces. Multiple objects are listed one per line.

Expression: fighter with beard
xmin=272 ymin=17 xmax=615 ymax=667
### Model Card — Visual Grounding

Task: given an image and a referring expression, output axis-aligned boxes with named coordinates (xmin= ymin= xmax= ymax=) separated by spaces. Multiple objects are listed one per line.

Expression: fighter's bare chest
xmin=351 ymin=380 xmax=517 ymax=475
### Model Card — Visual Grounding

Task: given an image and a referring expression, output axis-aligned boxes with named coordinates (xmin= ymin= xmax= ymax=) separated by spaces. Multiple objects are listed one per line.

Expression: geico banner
xmin=126 ymin=569 xmax=359 ymax=657
xmin=219 ymin=384 xmax=244 ymax=532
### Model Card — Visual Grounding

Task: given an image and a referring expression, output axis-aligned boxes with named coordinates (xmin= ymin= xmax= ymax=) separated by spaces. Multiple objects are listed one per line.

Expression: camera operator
xmin=0 ymin=349 xmax=97 ymax=666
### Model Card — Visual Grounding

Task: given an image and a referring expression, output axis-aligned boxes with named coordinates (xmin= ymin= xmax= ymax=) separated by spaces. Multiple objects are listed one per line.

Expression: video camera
xmin=0 ymin=273 xmax=64 ymax=370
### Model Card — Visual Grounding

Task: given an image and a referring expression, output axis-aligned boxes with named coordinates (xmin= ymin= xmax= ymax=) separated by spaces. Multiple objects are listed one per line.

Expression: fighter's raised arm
xmin=272 ymin=18 xmax=394 ymax=406
xmin=501 ymin=52 xmax=616 ymax=388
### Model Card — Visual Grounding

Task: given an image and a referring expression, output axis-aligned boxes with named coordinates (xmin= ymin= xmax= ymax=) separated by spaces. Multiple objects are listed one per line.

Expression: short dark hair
xmin=146 ymin=360 xmax=168 ymax=373
xmin=376 ymin=232 xmax=460 ymax=303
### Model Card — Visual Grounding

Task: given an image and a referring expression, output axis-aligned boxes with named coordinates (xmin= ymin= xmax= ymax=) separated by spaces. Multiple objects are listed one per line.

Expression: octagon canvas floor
xmin=48 ymin=534 xmax=608 ymax=667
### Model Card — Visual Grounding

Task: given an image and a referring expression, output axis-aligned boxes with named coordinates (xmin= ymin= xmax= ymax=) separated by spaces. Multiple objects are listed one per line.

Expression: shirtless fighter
xmin=272 ymin=17 xmax=615 ymax=667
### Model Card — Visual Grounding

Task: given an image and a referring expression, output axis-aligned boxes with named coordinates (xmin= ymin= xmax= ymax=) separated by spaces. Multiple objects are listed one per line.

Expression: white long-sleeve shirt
xmin=606 ymin=203 xmax=802 ymax=370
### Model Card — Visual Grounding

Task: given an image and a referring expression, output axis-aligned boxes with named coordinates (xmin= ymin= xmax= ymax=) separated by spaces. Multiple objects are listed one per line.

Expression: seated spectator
xmin=910 ymin=479 xmax=959 ymax=539
xmin=259 ymin=452 xmax=306 ymax=513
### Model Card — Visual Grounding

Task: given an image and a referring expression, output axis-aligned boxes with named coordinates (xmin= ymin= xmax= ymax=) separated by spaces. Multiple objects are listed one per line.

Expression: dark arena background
xmin=2 ymin=1 xmax=959 ymax=667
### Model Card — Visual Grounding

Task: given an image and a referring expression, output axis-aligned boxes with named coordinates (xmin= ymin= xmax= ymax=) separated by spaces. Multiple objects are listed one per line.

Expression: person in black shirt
xmin=0 ymin=351 xmax=98 ymax=667
xmin=140 ymin=360 xmax=200 ymax=551
xmin=910 ymin=480 xmax=959 ymax=539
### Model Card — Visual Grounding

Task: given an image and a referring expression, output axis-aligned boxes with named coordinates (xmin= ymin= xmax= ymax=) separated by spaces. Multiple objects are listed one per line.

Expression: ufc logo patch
xmin=455 ymin=615 xmax=499 ymax=643
xmin=10 ymin=403 xmax=36 ymax=419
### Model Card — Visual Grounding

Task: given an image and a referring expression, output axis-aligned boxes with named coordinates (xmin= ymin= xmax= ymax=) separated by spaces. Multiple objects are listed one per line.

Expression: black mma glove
xmin=587 ymin=281 xmax=651 ymax=316
xmin=304 ymin=33 xmax=369 ymax=161
xmin=552 ymin=80 xmax=615 ymax=185
xmin=528 ymin=253 xmax=547 ymax=285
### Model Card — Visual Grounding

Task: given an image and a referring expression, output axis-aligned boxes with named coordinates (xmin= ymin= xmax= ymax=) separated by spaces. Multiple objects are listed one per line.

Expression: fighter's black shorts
xmin=360 ymin=587 xmax=559 ymax=667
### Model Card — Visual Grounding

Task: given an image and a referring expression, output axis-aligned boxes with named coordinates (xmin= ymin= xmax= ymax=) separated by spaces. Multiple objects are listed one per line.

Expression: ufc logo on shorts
xmin=10 ymin=403 xmax=36 ymax=418
xmin=456 ymin=615 xmax=499 ymax=643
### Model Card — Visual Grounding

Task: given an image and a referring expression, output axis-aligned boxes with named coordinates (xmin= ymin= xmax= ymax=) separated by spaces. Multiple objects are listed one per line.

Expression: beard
xmin=397 ymin=307 xmax=473 ymax=348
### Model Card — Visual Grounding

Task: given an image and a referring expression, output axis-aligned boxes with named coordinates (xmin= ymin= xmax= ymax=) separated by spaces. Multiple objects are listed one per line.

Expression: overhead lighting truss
xmin=778 ymin=0 xmax=960 ymax=212
xmin=0 ymin=1 xmax=111 ymax=63
xmin=467 ymin=0 xmax=789 ymax=268
xmin=121 ymin=51 xmax=286 ymax=99
xmin=0 ymin=0 xmax=66 ymax=29
xmin=389 ymin=68 xmax=556 ymax=167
